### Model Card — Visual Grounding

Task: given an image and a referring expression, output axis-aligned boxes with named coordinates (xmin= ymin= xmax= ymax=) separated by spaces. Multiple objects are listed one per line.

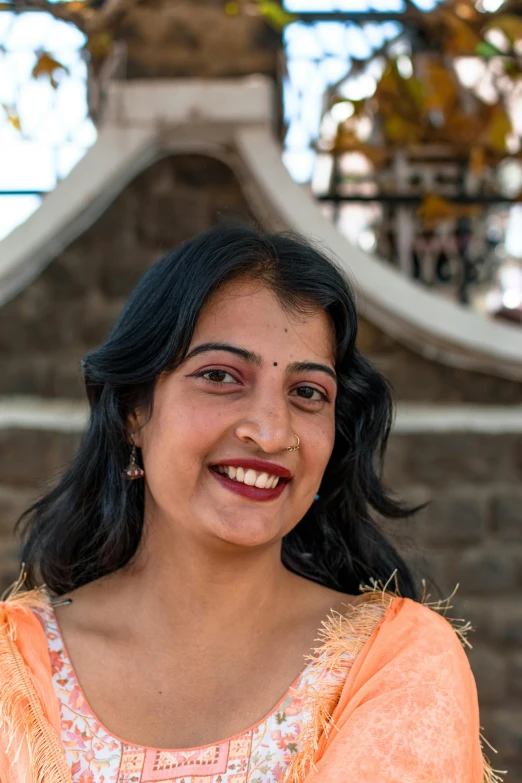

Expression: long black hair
xmin=18 ymin=223 xmax=419 ymax=599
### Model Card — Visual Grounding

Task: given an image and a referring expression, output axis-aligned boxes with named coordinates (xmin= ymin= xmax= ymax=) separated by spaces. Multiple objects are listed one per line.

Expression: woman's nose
xmin=234 ymin=397 xmax=294 ymax=454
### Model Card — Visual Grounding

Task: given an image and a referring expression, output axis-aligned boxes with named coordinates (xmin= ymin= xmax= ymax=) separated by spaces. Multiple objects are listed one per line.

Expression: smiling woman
xmin=0 ymin=224 xmax=498 ymax=783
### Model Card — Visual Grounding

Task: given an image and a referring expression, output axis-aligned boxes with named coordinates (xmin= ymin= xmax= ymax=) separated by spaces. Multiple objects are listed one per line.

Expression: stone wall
xmin=358 ymin=319 xmax=522 ymax=404
xmin=116 ymin=0 xmax=281 ymax=80
xmin=387 ymin=433 xmax=522 ymax=783
xmin=1 ymin=154 xmax=521 ymax=780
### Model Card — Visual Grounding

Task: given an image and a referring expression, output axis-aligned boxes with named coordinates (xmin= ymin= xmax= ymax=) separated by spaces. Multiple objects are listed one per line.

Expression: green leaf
xmin=257 ymin=2 xmax=297 ymax=30
xmin=476 ymin=41 xmax=503 ymax=58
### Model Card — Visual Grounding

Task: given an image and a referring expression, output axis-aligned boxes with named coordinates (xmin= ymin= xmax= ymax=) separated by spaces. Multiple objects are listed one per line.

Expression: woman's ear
xmin=127 ymin=409 xmax=145 ymax=448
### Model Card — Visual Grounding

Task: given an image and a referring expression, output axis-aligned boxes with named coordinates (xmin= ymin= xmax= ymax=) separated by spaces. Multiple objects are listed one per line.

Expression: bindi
xmin=273 ymin=362 xmax=278 ymax=366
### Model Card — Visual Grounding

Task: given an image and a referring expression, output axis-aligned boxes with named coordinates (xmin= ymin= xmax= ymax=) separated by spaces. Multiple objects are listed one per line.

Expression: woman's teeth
xmin=213 ymin=465 xmax=281 ymax=489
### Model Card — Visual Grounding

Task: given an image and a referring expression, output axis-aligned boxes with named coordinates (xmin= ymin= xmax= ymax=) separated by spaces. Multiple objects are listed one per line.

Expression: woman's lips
xmin=209 ymin=468 xmax=288 ymax=501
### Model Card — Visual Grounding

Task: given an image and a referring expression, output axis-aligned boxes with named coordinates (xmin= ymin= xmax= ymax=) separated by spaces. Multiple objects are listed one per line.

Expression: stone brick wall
xmin=358 ymin=319 xmax=522 ymax=404
xmin=116 ymin=0 xmax=281 ymax=80
xmin=386 ymin=433 xmax=522 ymax=783
xmin=1 ymin=153 xmax=521 ymax=780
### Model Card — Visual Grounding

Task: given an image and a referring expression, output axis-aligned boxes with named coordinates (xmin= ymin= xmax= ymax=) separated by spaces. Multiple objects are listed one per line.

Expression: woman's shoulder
xmin=383 ymin=590 xmax=473 ymax=658
xmin=339 ymin=585 xmax=477 ymax=693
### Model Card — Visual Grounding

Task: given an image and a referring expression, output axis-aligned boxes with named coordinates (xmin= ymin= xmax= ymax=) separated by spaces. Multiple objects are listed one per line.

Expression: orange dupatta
xmin=0 ymin=584 xmax=72 ymax=783
xmin=0 ymin=578 xmax=505 ymax=783
xmin=282 ymin=585 xmax=505 ymax=783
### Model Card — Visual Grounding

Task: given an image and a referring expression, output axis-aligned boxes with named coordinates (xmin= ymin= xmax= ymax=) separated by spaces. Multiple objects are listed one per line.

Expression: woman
xmin=0 ymin=224 xmax=502 ymax=783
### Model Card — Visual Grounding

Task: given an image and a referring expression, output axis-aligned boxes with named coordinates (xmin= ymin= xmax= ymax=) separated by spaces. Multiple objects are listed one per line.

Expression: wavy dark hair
xmin=18 ymin=223 xmax=419 ymax=599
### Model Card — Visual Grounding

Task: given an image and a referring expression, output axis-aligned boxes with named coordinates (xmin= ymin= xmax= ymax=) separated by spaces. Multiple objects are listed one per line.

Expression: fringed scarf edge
xmin=0 ymin=570 xmax=73 ymax=783
xmin=281 ymin=570 xmax=507 ymax=783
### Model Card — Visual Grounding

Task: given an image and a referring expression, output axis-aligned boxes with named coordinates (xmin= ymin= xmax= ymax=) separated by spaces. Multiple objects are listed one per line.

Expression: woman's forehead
xmin=192 ymin=279 xmax=336 ymax=361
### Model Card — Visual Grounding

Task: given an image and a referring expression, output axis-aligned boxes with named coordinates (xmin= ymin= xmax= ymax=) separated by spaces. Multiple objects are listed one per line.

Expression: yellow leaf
xmin=32 ymin=52 xmax=69 ymax=89
xmin=484 ymin=104 xmax=512 ymax=154
xmin=437 ymin=10 xmax=482 ymax=55
xmin=418 ymin=194 xmax=481 ymax=227
xmin=1 ymin=103 xmax=21 ymax=132
xmin=423 ymin=61 xmax=458 ymax=113
xmin=84 ymin=32 xmax=113 ymax=60
xmin=469 ymin=146 xmax=485 ymax=176
xmin=332 ymin=134 xmax=388 ymax=165
xmin=417 ymin=194 xmax=459 ymax=226
xmin=384 ymin=115 xmax=423 ymax=144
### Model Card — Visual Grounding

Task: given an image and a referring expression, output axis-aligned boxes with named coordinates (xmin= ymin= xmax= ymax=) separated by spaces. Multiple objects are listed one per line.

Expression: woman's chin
xmin=210 ymin=516 xmax=284 ymax=549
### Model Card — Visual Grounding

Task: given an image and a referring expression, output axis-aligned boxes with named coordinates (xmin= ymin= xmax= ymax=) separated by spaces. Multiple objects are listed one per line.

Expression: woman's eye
xmin=292 ymin=386 xmax=329 ymax=403
xmin=199 ymin=369 xmax=237 ymax=385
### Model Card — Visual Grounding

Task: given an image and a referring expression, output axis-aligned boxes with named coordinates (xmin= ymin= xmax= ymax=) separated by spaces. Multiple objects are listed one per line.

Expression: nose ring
xmin=287 ymin=434 xmax=300 ymax=452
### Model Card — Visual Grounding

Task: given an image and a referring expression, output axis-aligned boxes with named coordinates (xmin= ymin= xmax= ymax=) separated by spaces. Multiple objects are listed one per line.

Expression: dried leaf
xmin=484 ymin=104 xmax=512 ymax=154
xmin=84 ymin=31 xmax=113 ymax=60
xmin=418 ymin=194 xmax=460 ymax=226
xmin=423 ymin=61 xmax=458 ymax=113
xmin=418 ymin=194 xmax=482 ymax=227
xmin=332 ymin=136 xmax=388 ymax=166
xmin=438 ymin=10 xmax=482 ymax=55
xmin=32 ymin=52 xmax=69 ymax=89
xmin=67 ymin=1 xmax=88 ymax=10
xmin=384 ymin=114 xmax=424 ymax=144
xmin=469 ymin=146 xmax=485 ymax=176
xmin=1 ymin=103 xmax=21 ymax=132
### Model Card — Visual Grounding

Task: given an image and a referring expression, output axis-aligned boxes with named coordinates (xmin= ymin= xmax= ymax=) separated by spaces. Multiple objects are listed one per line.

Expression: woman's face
xmin=135 ymin=277 xmax=337 ymax=551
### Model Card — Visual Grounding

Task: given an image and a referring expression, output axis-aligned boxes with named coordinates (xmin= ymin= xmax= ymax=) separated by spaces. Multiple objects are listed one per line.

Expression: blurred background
xmin=0 ymin=0 xmax=521 ymax=779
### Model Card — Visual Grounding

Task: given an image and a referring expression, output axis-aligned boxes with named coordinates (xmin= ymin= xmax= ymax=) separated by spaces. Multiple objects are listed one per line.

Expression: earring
xmin=314 ymin=494 xmax=320 ymax=501
xmin=122 ymin=444 xmax=145 ymax=480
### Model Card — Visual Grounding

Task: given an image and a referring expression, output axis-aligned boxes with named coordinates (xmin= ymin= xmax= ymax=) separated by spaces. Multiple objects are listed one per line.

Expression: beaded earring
xmin=122 ymin=444 xmax=145 ymax=480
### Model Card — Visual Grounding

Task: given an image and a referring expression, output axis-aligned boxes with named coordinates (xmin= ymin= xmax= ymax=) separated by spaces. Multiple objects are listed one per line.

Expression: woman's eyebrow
xmin=183 ymin=342 xmax=262 ymax=365
xmin=184 ymin=342 xmax=337 ymax=383
xmin=287 ymin=361 xmax=337 ymax=384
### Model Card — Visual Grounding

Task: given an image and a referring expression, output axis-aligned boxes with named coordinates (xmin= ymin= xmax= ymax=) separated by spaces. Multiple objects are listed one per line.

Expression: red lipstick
xmin=208 ymin=458 xmax=292 ymax=502
xmin=209 ymin=469 xmax=288 ymax=501
xmin=210 ymin=458 xmax=292 ymax=479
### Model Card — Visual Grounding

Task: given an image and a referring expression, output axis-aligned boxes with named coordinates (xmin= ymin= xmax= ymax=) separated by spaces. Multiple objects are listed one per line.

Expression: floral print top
xmin=33 ymin=597 xmax=355 ymax=783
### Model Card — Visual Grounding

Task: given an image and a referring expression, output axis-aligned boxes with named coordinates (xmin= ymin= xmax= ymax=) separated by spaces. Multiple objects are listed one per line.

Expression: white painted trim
xmin=0 ymin=126 xmax=158 ymax=307
xmin=0 ymin=398 xmax=88 ymax=432
xmin=1 ymin=397 xmax=521 ymax=434
xmin=104 ymin=76 xmax=273 ymax=126
xmin=395 ymin=404 xmax=522 ymax=433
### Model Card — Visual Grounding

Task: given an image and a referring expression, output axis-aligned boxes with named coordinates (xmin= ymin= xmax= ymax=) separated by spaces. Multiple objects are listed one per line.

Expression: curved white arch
xmin=0 ymin=77 xmax=521 ymax=380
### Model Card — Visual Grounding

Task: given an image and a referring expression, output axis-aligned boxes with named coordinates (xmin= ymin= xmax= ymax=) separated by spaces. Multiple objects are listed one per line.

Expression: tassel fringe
xmin=0 ymin=569 xmax=73 ymax=783
xmin=282 ymin=570 xmax=507 ymax=783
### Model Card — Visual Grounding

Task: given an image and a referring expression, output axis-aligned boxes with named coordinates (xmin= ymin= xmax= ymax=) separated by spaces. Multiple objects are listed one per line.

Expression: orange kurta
xmin=0 ymin=581 xmax=505 ymax=783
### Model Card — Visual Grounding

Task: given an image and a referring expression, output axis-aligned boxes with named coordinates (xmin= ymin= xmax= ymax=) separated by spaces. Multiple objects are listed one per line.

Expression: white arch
xmin=0 ymin=77 xmax=521 ymax=380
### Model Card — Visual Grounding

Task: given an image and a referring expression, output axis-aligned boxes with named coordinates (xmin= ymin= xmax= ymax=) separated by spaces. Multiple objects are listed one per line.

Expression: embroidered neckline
xmin=39 ymin=592 xmax=318 ymax=754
